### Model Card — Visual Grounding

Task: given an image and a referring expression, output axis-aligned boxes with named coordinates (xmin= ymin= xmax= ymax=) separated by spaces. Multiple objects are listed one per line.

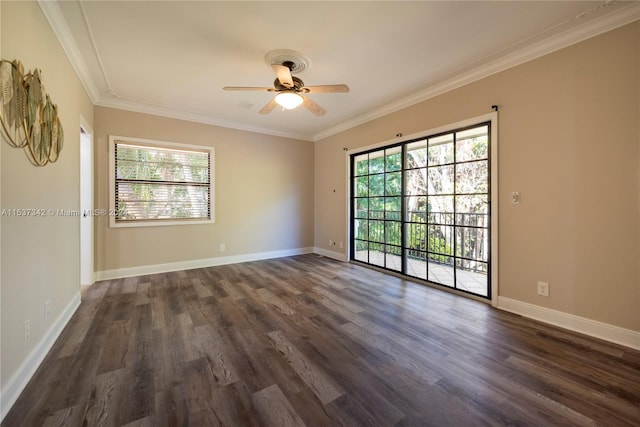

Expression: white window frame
xmin=109 ymin=135 xmax=215 ymax=228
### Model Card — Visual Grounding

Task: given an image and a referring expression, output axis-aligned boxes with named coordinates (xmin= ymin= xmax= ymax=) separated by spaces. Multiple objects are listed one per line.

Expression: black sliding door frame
xmin=350 ymin=120 xmax=493 ymax=300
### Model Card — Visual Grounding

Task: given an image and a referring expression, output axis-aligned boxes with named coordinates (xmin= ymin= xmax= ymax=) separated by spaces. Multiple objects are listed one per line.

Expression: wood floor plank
xmin=206 ymin=381 xmax=261 ymax=427
xmin=234 ymin=280 xmax=258 ymax=295
xmin=340 ymin=322 xmax=441 ymax=385
xmin=82 ymin=281 xmax=110 ymax=300
xmin=266 ymin=330 xmax=344 ymax=404
xmin=154 ymin=384 xmax=189 ymax=427
xmin=311 ymin=286 xmax=364 ymax=313
xmin=173 ymin=311 xmax=201 ymax=362
xmin=82 ymin=370 xmax=118 ymax=426
xmin=135 ymin=282 xmax=152 ymax=306
xmin=217 ymin=327 xmax=300 ymax=394
xmin=374 ymin=363 xmax=493 ymax=427
xmin=313 ymin=359 xmax=407 ymax=426
xmin=118 ymin=364 xmax=154 ymax=425
xmin=310 ymin=293 xmax=385 ymax=334
xmin=257 ymin=346 xmax=307 ymax=395
xmin=234 ymin=296 xmax=291 ymax=334
xmin=218 ymin=279 xmax=247 ymax=300
xmin=181 ymin=357 xmax=223 ymax=425
xmin=42 ymin=402 xmax=85 ymax=427
xmin=191 ymin=277 xmax=214 ymax=299
xmin=121 ymin=415 xmax=155 ymax=427
xmin=252 ymin=384 xmax=307 ymax=427
xmin=325 ymin=393 xmax=386 ymax=427
xmin=503 ymin=355 xmax=637 ymax=424
xmin=215 ymin=297 xmax=256 ymax=331
xmin=150 ymin=297 xmax=167 ymax=330
xmin=305 ymin=270 xmax=346 ymax=290
xmin=4 ymin=254 xmax=640 ymax=427
xmin=285 ymin=387 xmax=338 ymax=427
xmin=189 ymin=297 xmax=229 ymax=330
xmin=194 ymin=324 xmax=240 ymax=386
xmin=97 ymin=319 xmax=131 ymax=374
xmin=255 ymin=288 xmax=297 ymax=316
xmin=53 ymin=298 xmax=102 ymax=358
xmin=44 ymin=332 xmax=108 ymax=414
xmin=268 ymin=276 xmax=304 ymax=296
xmin=151 ymin=329 xmax=178 ymax=393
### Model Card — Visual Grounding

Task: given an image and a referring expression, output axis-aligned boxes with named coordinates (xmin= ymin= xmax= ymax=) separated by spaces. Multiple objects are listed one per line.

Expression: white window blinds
xmin=114 ymin=141 xmax=212 ymax=223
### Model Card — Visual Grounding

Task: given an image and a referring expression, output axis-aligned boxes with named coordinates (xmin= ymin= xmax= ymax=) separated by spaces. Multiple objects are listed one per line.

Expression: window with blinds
xmin=109 ymin=136 xmax=214 ymax=227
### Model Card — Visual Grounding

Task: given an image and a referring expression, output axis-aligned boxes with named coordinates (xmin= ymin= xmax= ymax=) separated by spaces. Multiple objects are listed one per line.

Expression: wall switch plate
xmin=537 ymin=281 xmax=549 ymax=297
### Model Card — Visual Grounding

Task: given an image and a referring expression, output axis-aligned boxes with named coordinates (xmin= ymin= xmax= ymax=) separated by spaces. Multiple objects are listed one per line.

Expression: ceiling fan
xmin=223 ymin=61 xmax=349 ymax=116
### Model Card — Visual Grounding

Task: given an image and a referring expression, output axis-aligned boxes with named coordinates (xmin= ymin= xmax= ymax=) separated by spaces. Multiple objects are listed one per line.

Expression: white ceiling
xmin=41 ymin=1 xmax=639 ymax=141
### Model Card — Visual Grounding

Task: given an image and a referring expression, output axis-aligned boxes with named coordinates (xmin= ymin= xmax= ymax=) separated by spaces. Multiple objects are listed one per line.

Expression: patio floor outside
xmin=355 ymin=250 xmax=488 ymax=297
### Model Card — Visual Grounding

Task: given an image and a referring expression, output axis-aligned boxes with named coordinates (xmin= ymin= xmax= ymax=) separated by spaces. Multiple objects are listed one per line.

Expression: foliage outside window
xmin=109 ymin=136 xmax=214 ymax=227
xmin=351 ymin=123 xmax=490 ymax=298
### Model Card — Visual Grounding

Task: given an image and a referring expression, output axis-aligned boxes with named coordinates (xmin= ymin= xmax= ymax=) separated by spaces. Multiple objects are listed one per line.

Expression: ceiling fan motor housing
xmin=273 ymin=76 xmax=306 ymax=92
xmin=265 ymin=49 xmax=310 ymax=74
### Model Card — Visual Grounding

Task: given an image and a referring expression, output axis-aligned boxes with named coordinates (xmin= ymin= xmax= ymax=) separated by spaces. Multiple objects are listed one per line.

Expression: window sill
xmin=109 ymin=218 xmax=215 ymax=228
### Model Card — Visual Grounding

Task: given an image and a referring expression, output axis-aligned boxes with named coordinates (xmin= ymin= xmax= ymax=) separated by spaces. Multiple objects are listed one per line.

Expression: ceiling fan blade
xmin=301 ymin=95 xmax=326 ymax=116
xmin=259 ymin=97 xmax=279 ymax=114
xmin=303 ymin=84 xmax=350 ymax=93
xmin=272 ymin=64 xmax=294 ymax=88
xmin=223 ymin=86 xmax=273 ymax=92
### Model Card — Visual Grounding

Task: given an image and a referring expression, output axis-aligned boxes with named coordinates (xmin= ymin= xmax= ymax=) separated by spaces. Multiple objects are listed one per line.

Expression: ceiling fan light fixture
xmin=275 ymin=91 xmax=303 ymax=110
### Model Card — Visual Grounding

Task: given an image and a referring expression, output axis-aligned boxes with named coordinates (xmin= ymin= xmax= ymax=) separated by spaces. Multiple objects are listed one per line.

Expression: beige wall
xmin=1 ymin=1 xmax=94 ymax=389
xmin=94 ymin=107 xmax=314 ymax=273
xmin=0 ymin=2 xmax=637 ymax=407
xmin=315 ymin=22 xmax=640 ymax=332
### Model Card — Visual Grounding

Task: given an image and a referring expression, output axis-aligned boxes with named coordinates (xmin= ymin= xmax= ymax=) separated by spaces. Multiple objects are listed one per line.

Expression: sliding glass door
xmin=353 ymin=146 xmax=403 ymax=271
xmin=351 ymin=123 xmax=491 ymax=298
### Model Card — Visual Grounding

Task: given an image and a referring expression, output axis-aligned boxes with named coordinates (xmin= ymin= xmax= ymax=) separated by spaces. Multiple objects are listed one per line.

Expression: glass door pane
xmin=454 ymin=125 xmax=489 ymax=296
xmin=351 ymin=123 xmax=491 ymax=299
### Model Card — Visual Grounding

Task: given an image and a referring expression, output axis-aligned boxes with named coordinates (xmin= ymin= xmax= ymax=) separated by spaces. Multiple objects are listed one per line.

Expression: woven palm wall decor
xmin=0 ymin=59 xmax=64 ymax=166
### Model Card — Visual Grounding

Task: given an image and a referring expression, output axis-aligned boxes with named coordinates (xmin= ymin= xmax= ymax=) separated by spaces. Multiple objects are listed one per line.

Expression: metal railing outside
xmin=357 ymin=210 xmax=489 ymax=273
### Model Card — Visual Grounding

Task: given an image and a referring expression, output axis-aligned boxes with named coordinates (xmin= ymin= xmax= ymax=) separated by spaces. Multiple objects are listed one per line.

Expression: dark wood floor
xmin=3 ymin=254 xmax=640 ymax=426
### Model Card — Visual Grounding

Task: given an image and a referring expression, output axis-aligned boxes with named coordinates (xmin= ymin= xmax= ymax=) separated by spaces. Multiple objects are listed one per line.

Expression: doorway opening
xmin=80 ymin=121 xmax=93 ymax=286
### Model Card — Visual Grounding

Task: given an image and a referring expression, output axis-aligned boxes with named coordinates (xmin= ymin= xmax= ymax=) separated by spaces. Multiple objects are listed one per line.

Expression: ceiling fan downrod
xmin=282 ymin=61 xmax=296 ymax=72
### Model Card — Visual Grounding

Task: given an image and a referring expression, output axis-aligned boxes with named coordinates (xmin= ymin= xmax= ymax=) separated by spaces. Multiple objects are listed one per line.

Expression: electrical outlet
xmin=339 ymin=241 xmax=343 ymax=249
xmin=24 ymin=320 xmax=30 ymax=341
xmin=512 ymin=192 xmax=521 ymax=204
xmin=537 ymin=281 xmax=549 ymax=297
xmin=329 ymin=240 xmax=333 ymax=246
xmin=45 ymin=301 xmax=51 ymax=319
xmin=219 ymin=243 xmax=226 ymax=252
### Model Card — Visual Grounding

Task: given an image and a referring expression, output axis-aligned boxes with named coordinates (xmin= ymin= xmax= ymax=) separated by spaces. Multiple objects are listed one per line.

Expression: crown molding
xmin=37 ymin=0 xmax=100 ymax=103
xmin=40 ymin=0 xmax=312 ymax=141
xmin=95 ymin=97 xmax=313 ymax=141
xmin=39 ymin=1 xmax=638 ymax=143
xmin=313 ymin=2 xmax=640 ymax=142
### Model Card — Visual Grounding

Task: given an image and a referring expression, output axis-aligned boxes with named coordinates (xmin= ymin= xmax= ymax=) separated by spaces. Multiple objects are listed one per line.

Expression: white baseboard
xmin=1 ymin=292 xmax=81 ymax=422
xmin=96 ymin=247 xmax=315 ymax=281
xmin=313 ymin=247 xmax=348 ymax=262
xmin=497 ymin=296 xmax=640 ymax=351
